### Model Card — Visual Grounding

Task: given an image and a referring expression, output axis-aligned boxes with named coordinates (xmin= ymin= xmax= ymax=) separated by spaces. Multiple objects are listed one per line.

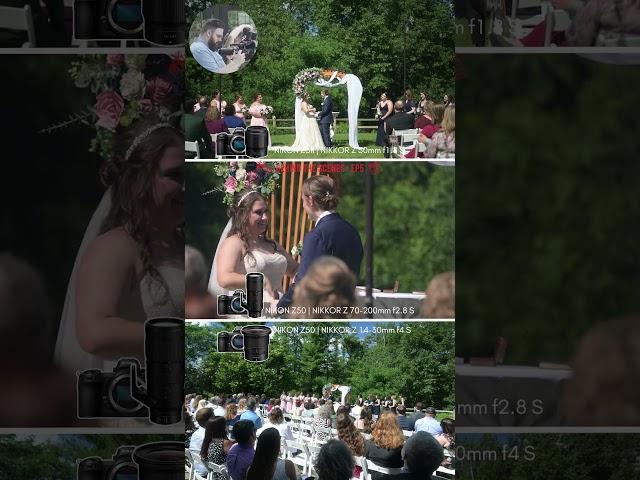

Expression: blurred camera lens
xmin=108 ymin=375 xmax=142 ymax=414
xmin=107 ymin=0 xmax=143 ymax=35
xmin=143 ymin=0 xmax=185 ymax=45
xmin=133 ymin=441 xmax=184 ymax=480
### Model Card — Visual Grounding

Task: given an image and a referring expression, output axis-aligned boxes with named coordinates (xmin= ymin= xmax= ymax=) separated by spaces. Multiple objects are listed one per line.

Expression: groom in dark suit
xmin=277 ymin=175 xmax=363 ymax=310
xmin=318 ymin=90 xmax=333 ymax=148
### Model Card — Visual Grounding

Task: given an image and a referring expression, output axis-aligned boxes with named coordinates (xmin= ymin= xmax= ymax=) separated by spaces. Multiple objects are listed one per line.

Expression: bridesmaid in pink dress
xmin=286 ymin=394 xmax=293 ymax=413
xmin=280 ymin=392 xmax=286 ymax=411
xmin=249 ymin=93 xmax=271 ymax=147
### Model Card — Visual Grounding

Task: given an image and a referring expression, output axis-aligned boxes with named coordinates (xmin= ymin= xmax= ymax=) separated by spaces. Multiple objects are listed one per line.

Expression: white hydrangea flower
xmin=120 ymin=70 xmax=146 ymax=100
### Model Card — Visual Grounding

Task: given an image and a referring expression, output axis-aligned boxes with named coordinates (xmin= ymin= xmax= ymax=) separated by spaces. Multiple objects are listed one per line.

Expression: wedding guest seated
xmin=182 ymin=99 xmax=214 ymax=158
xmin=314 ymin=401 xmax=334 ymax=442
xmin=301 ymin=402 xmax=315 ymax=418
xmin=240 ymin=397 xmax=263 ymax=430
xmin=351 ymin=399 xmax=364 ymax=420
xmin=224 ymin=104 xmax=246 ymax=131
xmin=336 ymin=412 xmax=365 ymax=478
xmin=356 ymin=405 xmax=374 ymax=433
xmin=408 ymin=403 xmax=424 ymax=431
xmin=436 ymin=418 xmax=454 ymax=449
xmin=386 ymin=432 xmax=444 ymax=480
xmin=201 ymin=417 xmax=235 ymax=478
xmin=564 ymin=315 xmax=640 ymax=425
xmin=0 ymin=254 xmax=77 ymax=427
xmin=314 ymin=439 xmax=356 ymax=480
xmin=384 ymin=100 xmax=416 ymax=158
xmin=425 ymin=105 xmax=454 ymax=158
xmin=406 ymin=103 xmax=446 ymax=158
xmin=414 ymin=407 xmax=442 ymax=437
xmin=396 ymin=405 xmax=413 ymax=431
xmin=290 ymin=256 xmax=358 ymax=319
xmin=226 ymin=403 xmax=242 ymax=435
xmin=257 ymin=407 xmax=294 ymax=441
xmin=227 ymin=420 xmax=257 ymax=480
xmin=414 ymin=101 xmax=435 ymax=130
xmin=195 ymin=96 xmax=209 ymax=116
xmin=213 ymin=396 xmax=226 ymax=417
xmin=185 ymin=245 xmax=218 ymax=318
xmin=190 ymin=407 xmax=215 ymax=477
xmin=364 ymin=412 xmax=405 ymax=479
xmin=205 ymin=105 xmax=227 ymax=134
xmin=421 ymin=271 xmax=455 ymax=318
xmin=246 ymin=428 xmax=297 ymax=480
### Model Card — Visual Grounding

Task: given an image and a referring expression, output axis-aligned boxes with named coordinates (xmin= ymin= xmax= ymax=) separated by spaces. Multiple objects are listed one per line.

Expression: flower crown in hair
xmin=40 ymin=54 xmax=185 ymax=161
xmin=204 ymin=161 xmax=282 ymax=206
xmin=125 ymin=123 xmax=172 ymax=160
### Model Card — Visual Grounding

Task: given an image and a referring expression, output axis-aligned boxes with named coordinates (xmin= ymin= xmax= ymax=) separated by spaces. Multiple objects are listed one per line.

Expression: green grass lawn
xmin=268 ymin=131 xmax=385 ymax=159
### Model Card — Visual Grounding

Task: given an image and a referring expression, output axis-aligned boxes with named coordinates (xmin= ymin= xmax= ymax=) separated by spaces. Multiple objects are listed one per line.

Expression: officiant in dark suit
xmin=277 ymin=175 xmax=363 ymax=310
xmin=317 ymin=89 xmax=334 ymax=148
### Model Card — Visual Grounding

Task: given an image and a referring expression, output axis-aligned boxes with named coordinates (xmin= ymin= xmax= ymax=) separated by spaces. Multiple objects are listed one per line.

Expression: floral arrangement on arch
xmin=293 ymin=67 xmax=322 ymax=98
xmin=42 ymin=54 xmax=184 ymax=160
xmin=209 ymin=161 xmax=282 ymax=205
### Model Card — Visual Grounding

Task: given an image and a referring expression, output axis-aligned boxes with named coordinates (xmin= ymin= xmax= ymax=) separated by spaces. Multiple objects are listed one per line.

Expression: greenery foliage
xmin=186 ymin=0 xmax=454 ymax=118
xmin=457 ymin=55 xmax=640 ymax=363
xmin=186 ymin=322 xmax=455 ymax=410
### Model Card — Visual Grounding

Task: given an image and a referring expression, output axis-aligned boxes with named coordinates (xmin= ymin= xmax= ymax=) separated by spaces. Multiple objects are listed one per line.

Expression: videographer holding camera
xmin=190 ymin=18 xmax=246 ymax=74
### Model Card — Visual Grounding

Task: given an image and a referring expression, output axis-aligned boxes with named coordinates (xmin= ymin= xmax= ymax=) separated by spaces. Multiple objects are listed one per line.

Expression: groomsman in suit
xmin=277 ymin=175 xmax=363 ymax=310
xmin=181 ymin=99 xmax=213 ymax=158
xmin=317 ymin=90 xmax=334 ymax=148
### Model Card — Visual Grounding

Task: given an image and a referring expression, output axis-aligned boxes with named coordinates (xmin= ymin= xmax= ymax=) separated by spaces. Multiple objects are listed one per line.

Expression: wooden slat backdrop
xmin=265 ymin=161 xmax=323 ymax=291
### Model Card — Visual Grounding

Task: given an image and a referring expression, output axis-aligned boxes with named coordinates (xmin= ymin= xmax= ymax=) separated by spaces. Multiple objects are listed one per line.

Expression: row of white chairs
xmin=186 ymin=449 xmax=230 ymax=480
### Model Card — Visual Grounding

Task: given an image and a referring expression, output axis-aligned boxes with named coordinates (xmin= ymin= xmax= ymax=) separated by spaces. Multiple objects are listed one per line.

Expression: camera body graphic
xmin=77 ymin=445 xmax=137 ymax=480
xmin=77 ymin=317 xmax=184 ymax=425
xmin=217 ymin=325 xmax=272 ymax=362
xmin=77 ymin=442 xmax=184 ymax=480
xmin=78 ymin=359 xmax=148 ymax=418
xmin=73 ymin=0 xmax=185 ymax=45
xmin=217 ymin=272 xmax=264 ymax=318
xmin=216 ymin=126 xmax=269 ymax=158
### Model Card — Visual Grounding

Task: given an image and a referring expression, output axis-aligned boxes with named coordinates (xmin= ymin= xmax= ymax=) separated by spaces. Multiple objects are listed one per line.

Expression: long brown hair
xmin=360 ymin=405 xmax=373 ymax=434
xmin=371 ymin=412 xmax=404 ymax=450
xmin=100 ymin=119 xmax=183 ymax=292
xmin=336 ymin=412 xmax=364 ymax=456
xmin=228 ymin=189 xmax=277 ymax=264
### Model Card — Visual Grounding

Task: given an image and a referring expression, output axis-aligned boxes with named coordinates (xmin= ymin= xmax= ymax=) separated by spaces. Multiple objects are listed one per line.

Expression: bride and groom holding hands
xmin=209 ymin=175 xmax=363 ymax=314
xmin=289 ymin=90 xmax=334 ymax=151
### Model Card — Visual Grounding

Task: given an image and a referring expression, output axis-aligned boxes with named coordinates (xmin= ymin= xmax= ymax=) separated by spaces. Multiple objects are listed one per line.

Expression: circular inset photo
xmin=188 ymin=4 xmax=257 ymax=75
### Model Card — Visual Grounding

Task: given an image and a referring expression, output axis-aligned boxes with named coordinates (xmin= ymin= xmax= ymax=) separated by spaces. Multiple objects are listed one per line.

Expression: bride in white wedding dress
xmin=54 ymin=122 xmax=185 ymax=375
xmin=209 ymin=189 xmax=298 ymax=312
xmin=284 ymin=93 xmax=327 ymax=152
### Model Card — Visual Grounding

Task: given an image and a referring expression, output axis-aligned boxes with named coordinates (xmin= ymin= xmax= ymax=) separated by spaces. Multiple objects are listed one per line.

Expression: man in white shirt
xmin=414 ymin=407 xmax=443 ymax=437
xmin=189 ymin=18 xmax=246 ymax=74
xmin=213 ymin=396 xmax=226 ymax=417
xmin=189 ymin=407 xmax=214 ymax=476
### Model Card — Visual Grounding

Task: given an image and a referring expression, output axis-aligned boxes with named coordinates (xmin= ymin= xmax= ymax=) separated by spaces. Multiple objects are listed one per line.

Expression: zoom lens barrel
xmin=245 ymin=126 xmax=269 ymax=158
xmin=143 ymin=0 xmax=185 ymax=45
xmin=144 ymin=318 xmax=184 ymax=424
xmin=133 ymin=442 xmax=184 ymax=480
xmin=245 ymin=273 xmax=264 ymax=318
xmin=241 ymin=325 xmax=271 ymax=362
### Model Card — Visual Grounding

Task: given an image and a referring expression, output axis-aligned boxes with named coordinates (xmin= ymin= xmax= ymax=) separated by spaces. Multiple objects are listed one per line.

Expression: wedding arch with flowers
xmin=291 ymin=67 xmax=364 ymax=149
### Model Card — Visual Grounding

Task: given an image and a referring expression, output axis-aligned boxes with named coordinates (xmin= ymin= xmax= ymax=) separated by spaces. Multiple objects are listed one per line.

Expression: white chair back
xmin=306 ymin=444 xmax=322 ymax=477
xmin=0 ymin=5 xmax=36 ymax=47
xmin=206 ymin=460 xmax=230 ymax=480
xmin=185 ymin=448 xmax=195 ymax=480
xmin=185 ymin=141 xmax=200 ymax=159
xmin=284 ymin=439 xmax=310 ymax=475
xmin=366 ymin=459 xmax=403 ymax=477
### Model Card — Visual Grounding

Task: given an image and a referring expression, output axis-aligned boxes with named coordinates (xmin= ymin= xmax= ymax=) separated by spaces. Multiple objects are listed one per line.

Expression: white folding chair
xmin=185 ymin=448 xmax=195 ymax=480
xmin=0 ymin=5 xmax=36 ymax=47
xmin=353 ymin=456 xmax=367 ymax=480
xmin=206 ymin=460 xmax=230 ymax=480
xmin=299 ymin=418 xmax=314 ymax=441
xmin=391 ymin=128 xmax=420 ymax=158
xmin=365 ymin=459 xmax=403 ymax=479
xmin=190 ymin=451 xmax=208 ymax=480
xmin=306 ymin=444 xmax=322 ymax=477
xmin=185 ymin=141 xmax=200 ymax=159
xmin=284 ymin=439 xmax=310 ymax=475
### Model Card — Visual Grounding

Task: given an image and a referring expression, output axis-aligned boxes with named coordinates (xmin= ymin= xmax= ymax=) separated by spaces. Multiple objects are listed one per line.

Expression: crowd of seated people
xmin=185 ymin=391 xmax=455 ymax=480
